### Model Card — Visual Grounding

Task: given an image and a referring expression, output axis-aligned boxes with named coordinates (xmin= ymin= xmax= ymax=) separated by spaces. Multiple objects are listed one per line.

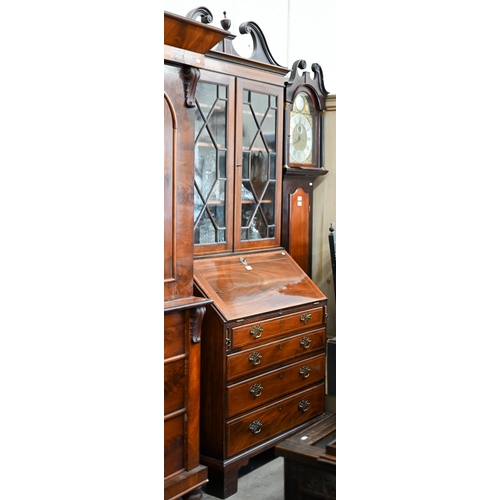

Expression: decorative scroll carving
xmin=185 ymin=8 xmax=285 ymax=68
xmin=186 ymin=6 xmax=213 ymax=24
xmin=238 ymin=21 xmax=281 ymax=66
xmin=285 ymin=59 xmax=329 ymax=108
xmin=189 ymin=306 xmax=206 ymax=343
xmin=182 ymin=66 xmax=200 ymax=108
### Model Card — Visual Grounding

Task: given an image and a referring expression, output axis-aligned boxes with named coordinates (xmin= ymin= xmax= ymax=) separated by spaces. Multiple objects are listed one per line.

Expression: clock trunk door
xmin=234 ymin=78 xmax=283 ymax=251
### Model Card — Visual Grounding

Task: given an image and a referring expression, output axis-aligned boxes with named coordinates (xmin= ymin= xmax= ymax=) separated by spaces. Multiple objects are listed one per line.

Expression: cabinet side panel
xmin=164 ymin=64 xmax=195 ymax=300
xmin=164 ymin=93 xmax=175 ymax=282
xmin=196 ymin=288 xmax=227 ymax=461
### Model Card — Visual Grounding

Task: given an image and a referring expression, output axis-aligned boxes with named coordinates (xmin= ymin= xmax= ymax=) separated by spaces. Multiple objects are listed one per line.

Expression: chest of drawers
xmin=194 ymin=250 xmax=327 ymax=498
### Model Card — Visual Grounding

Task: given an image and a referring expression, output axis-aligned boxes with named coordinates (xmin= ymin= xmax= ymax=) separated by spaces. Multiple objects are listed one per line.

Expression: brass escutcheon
xmin=249 ymin=419 xmax=263 ymax=434
xmin=298 ymin=399 xmax=310 ymax=412
xmin=300 ymin=313 xmax=312 ymax=324
xmin=250 ymin=325 xmax=264 ymax=339
xmin=300 ymin=337 xmax=312 ymax=349
xmin=248 ymin=351 xmax=262 ymax=366
xmin=250 ymin=383 xmax=263 ymax=397
xmin=299 ymin=366 xmax=311 ymax=378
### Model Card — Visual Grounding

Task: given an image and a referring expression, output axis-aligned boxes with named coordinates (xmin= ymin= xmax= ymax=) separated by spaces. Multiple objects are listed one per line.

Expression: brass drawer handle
xmin=298 ymin=399 xmax=310 ymax=412
xmin=300 ymin=313 xmax=312 ymax=324
xmin=250 ymin=383 xmax=263 ymax=397
xmin=248 ymin=351 xmax=262 ymax=366
xmin=299 ymin=366 xmax=311 ymax=379
xmin=250 ymin=325 xmax=264 ymax=339
xmin=300 ymin=337 xmax=312 ymax=349
xmin=249 ymin=419 xmax=263 ymax=434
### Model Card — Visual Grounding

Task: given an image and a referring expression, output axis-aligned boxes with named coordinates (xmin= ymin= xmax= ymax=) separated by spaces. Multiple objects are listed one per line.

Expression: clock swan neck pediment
xmin=285 ymin=60 xmax=329 ymax=109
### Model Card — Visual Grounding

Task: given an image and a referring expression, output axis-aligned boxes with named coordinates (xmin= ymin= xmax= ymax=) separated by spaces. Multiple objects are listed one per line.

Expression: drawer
xmin=226 ymin=383 xmax=325 ymax=457
xmin=227 ymin=354 xmax=325 ymax=418
xmin=231 ymin=306 xmax=324 ymax=349
xmin=164 ymin=311 xmax=185 ymax=359
xmin=164 ymin=358 xmax=185 ymax=415
xmin=227 ymin=328 xmax=326 ymax=381
xmin=164 ymin=413 xmax=184 ymax=479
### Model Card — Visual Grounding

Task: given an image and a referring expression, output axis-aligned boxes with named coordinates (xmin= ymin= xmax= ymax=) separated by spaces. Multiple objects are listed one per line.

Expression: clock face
xmin=289 ymin=112 xmax=313 ymax=164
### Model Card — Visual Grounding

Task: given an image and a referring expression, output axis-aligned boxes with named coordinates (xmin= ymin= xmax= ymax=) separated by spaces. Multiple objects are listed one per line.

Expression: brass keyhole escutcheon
xmin=250 ymin=325 xmax=263 ymax=339
xmin=279 ymin=343 xmax=283 ymax=350
xmin=249 ymin=419 xmax=263 ymax=434
xmin=250 ymin=383 xmax=263 ymax=397
xmin=249 ymin=351 xmax=262 ymax=366
xmin=299 ymin=366 xmax=311 ymax=379
xmin=300 ymin=337 xmax=312 ymax=349
xmin=279 ymin=372 xmax=284 ymax=378
xmin=300 ymin=313 xmax=312 ymax=324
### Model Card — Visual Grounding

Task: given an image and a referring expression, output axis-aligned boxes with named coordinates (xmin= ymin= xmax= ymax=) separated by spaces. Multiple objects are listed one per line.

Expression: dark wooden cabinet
xmin=194 ymin=250 xmax=327 ymax=498
xmin=164 ymin=10 xmax=228 ymax=500
xmin=275 ymin=412 xmax=336 ymax=499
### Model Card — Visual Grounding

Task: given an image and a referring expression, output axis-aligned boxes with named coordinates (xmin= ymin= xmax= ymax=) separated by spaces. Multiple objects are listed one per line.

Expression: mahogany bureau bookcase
xmin=177 ymin=8 xmax=330 ymax=498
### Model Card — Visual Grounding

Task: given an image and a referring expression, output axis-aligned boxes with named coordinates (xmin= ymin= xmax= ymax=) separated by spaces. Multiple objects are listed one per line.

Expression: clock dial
xmin=289 ymin=113 xmax=313 ymax=163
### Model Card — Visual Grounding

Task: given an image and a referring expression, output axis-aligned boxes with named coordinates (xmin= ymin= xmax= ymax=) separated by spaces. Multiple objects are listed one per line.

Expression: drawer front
xmin=164 ymin=358 xmax=185 ymax=415
xmin=164 ymin=311 xmax=185 ymax=359
xmin=227 ymin=328 xmax=325 ymax=381
xmin=231 ymin=306 xmax=324 ymax=349
xmin=226 ymin=384 xmax=325 ymax=457
xmin=227 ymin=354 xmax=325 ymax=418
xmin=164 ymin=414 xmax=184 ymax=479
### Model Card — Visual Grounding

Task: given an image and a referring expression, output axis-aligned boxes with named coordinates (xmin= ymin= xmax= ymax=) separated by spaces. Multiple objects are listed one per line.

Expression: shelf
xmin=241 ymin=199 xmax=273 ymax=204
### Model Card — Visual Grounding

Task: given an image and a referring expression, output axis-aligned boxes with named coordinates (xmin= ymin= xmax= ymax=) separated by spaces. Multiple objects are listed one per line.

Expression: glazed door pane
xmin=236 ymin=80 xmax=282 ymax=250
xmin=193 ymin=73 xmax=235 ymax=255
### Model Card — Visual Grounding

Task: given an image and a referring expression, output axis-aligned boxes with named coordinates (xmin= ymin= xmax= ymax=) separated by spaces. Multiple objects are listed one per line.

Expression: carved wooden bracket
xmin=182 ymin=66 xmax=201 ymax=108
xmin=189 ymin=306 xmax=206 ymax=343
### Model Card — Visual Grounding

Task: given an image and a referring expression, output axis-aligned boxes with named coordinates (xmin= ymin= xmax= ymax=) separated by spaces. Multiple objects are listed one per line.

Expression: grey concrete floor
xmin=201 ymin=449 xmax=284 ymax=500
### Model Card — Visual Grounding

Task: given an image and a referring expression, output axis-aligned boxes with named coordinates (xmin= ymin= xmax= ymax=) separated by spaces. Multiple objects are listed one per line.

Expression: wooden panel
xmin=164 ymin=93 xmax=175 ymax=282
xmin=164 ymin=65 xmax=195 ymax=301
xmin=164 ymin=358 xmax=185 ymax=415
xmin=226 ymin=384 xmax=325 ymax=457
xmin=164 ymin=11 xmax=228 ymax=54
xmin=231 ymin=306 xmax=324 ymax=349
xmin=164 ymin=465 xmax=208 ymax=500
xmin=288 ymin=188 xmax=310 ymax=273
xmin=164 ymin=311 xmax=185 ymax=359
xmin=194 ymin=250 xmax=327 ymax=321
xmin=227 ymin=354 xmax=325 ymax=418
xmin=164 ymin=414 xmax=184 ymax=479
xmin=227 ymin=328 xmax=326 ymax=381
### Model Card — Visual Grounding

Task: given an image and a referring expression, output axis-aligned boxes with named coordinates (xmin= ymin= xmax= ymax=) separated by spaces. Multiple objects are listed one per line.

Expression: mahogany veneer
xmin=194 ymin=250 xmax=328 ymax=498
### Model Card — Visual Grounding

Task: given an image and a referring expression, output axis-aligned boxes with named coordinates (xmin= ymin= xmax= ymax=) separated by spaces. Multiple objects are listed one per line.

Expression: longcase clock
xmin=282 ymin=60 xmax=329 ymax=276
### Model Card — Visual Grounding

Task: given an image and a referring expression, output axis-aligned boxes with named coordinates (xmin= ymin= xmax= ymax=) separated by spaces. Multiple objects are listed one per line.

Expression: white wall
xmin=164 ymin=0 xmax=336 ymax=94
